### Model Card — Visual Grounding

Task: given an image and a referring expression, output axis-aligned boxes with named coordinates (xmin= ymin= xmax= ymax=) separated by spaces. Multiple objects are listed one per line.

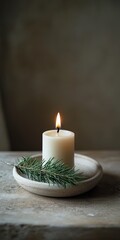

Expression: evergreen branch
xmin=16 ymin=156 xmax=87 ymax=188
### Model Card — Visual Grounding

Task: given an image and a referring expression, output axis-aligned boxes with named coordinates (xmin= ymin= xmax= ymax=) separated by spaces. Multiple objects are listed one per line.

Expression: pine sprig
xmin=16 ymin=157 xmax=87 ymax=188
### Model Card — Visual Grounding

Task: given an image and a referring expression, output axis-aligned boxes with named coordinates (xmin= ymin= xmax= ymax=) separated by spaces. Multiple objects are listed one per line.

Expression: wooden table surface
xmin=0 ymin=151 xmax=120 ymax=240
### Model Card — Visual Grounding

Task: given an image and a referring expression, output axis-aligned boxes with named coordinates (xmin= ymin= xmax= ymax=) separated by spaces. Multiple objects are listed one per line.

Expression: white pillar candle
xmin=42 ymin=113 xmax=75 ymax=168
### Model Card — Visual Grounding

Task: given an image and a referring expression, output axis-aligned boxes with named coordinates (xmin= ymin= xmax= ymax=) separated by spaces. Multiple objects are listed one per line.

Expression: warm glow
xmin=56 ymin=112 xmax=61 ymax=129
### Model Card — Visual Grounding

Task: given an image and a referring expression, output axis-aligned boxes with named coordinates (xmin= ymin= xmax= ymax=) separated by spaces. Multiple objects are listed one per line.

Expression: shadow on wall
xmin=0 ymin=0 xmax=120 ymax=150
xmin=0 ymin=93 xmax=10 ymax=150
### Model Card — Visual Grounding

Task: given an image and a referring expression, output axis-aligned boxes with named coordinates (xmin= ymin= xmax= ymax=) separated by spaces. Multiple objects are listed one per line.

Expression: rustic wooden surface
xmin=0 ymin=151 xmax=120 ymax=239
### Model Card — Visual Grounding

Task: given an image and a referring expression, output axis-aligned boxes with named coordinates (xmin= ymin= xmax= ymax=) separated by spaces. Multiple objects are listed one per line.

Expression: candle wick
xmin=57 ymin=127 xmax=59 ymax=133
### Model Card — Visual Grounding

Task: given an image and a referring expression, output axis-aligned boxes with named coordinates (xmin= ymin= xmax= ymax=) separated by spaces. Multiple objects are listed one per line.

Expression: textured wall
xmin=1 ymin=0 xmax=120 ymax=150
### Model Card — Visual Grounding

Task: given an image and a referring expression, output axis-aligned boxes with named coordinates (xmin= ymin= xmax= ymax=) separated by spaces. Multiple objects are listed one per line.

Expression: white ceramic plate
xmin=13 ymin=154 xmax=103 ymax=197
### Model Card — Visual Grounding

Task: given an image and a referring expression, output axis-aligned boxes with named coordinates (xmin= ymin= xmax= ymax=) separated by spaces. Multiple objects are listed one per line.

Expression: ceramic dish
xmin=13 ymin=154 xmax=103 ymax=197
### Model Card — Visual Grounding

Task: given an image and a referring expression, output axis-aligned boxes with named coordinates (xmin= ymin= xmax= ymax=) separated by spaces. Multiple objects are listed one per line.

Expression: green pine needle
xmin=16 ymin=156 xmax=87 ymax=188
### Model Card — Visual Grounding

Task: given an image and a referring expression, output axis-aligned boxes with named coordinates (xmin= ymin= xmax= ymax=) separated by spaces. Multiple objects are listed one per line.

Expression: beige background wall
xmin=0 ymin=0 xmax=120 ymax=150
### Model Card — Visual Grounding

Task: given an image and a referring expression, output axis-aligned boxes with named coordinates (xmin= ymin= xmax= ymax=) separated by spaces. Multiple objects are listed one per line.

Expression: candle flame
xmin=56 ymin=112 xmax=61 ymax=129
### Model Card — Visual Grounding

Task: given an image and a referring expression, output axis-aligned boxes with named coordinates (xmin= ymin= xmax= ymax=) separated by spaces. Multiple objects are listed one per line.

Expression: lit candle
xmin=42 ymin=113 xmax=75 ymax=168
